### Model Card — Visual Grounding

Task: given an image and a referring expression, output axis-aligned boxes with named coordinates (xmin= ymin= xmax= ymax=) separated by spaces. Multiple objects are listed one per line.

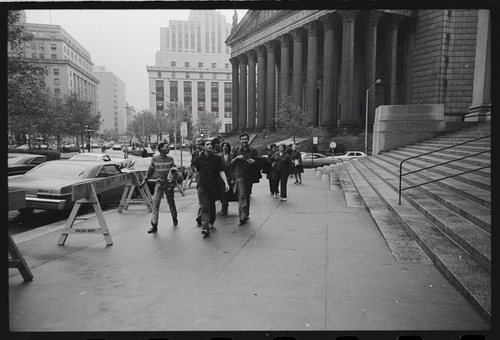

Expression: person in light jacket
xmin=270 ymin=144 xmax=293 ymax=201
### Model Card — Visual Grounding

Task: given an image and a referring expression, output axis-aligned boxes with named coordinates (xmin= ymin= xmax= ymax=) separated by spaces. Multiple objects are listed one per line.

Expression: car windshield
xmin=7 ymin=157 xmax=23 ymax=165
xmin=72 ymin=154 xmax=99 ymax=161
xmin=27 ymin=163 xmax=88 ymax=177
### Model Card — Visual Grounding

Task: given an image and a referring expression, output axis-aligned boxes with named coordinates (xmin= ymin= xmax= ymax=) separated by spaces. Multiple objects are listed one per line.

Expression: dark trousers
xmin=268 ymin=171 xmax=279 ymax=194
xmin=236 ymin=178 xmax=253 ymax=220
xmin=274 ymin=171 xmax=290 ymax=199
xmin=151 ymin=181 xmax=177 ymax=226
xmin=197 ymin=186 xmax=216 ymax=229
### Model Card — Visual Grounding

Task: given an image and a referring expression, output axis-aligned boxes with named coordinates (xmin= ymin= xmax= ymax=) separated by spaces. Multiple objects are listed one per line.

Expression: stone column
xmin=265 ymin=40 xmax=277 ymax=131
xmin=384 ymin=14 xmax=403 ymax=105
xmin=238 ymin=54 xmax=248 ymax=131
xmin=277 ymin=34 xmax=291 ymax=103
xmin=246 ymin=50 xmax=257 ymax=131
xmin=338 ymin=10 xmax=359 ymax=125
xmin=320 ymin=14 xmax=336 ymax=128
xmin=230 ymin=57 xmax=239 ymax=133
xmin=290 ymin=28 xmax=304 ymax=108
xmin=256 ymin=45 xmax=267 ymax=131
xmin=365 ymin=11 xmax=383 ymax=124
xmin=305 ymin=21 xmax=319 ymax=126
xmin=468 ymin=9 xmax=491 ymax=120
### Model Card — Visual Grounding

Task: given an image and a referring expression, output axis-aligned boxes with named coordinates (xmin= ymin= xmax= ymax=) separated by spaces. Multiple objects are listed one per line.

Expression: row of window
xmin=30 ymin=43 xmax=57 ymax=50
xmin=170 ymin=61 xmax=230 ymax=69
xmin=157 ymin=71 xmax=230 ymax=80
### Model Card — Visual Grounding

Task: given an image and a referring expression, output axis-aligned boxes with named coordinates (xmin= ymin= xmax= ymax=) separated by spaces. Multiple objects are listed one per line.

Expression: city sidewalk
xmin=8 ymin=169 xmax=489 ymax=335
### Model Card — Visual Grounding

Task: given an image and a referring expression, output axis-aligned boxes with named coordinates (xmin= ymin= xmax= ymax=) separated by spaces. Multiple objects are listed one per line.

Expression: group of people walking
xmin=140 ymin=135 xmax=304 ymax=237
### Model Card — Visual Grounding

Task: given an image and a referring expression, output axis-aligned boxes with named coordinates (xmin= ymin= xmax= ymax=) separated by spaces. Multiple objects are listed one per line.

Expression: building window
xmin=38 ymin=44 xmax=44 ymax=50
xmin=225 ymin=124 xmax=232 ymax=133
xmin=185 ymin=62 xmax=190 ymax=67
xmin=51 ymin=44 xmax=56 ymax=50
xmin=171 ymin=61 xmax=176 ymax=67
xmin=53 ymin=68 xmax=59 ymax=75
xmin=224 ymin=82 xmax=232 ymax=118
xmin=50 ymin=32 xmax=55 ymax=38
xmin=213 ymin=73 xmax=217 ymax=80
xmin=31 ymin=53 xmax=37 ymax=59
xmin=186 ymin=72 xmax=190 ymax=78
xmin=212 ymin=63 xmax=216 ymax=68
xmin=198 ymin=62 xmax=203 ymax=68
xmin=184 ymin=81 xmax=192 ymax=108
xmin=31 ymin=43 xmax=36 ymax=50
xmin=55 ymin=88 xmax=60 ymax=95
xmin=197 ymin=81 xmax=205 ymax=112
xmin=39 ymin=54 xmax=45 ymax=59
xmin=199 ymin=73 xmax=203 ymax=79
xmin=54 ymin=79 xmax=60 ymax=85
xmin=226 ymin=74 xmax=230 ymax=80
xmin=225 ymin=63 xmax=229 ymax=69
xmin=158 ymin=71 xmax=162 ymax=78
xmin=51 ymin=54 xmax=57 ymax=60
xmin=170 ymin=81 xmax=178 ymax=104
xmin=172 ymin=72 xmax=176 ymax=78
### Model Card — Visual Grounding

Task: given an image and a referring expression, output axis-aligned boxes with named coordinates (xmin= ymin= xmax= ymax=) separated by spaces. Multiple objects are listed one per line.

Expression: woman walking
xmin=291 ymin=144 xmax=304 ymax=184
xmin=219 ymin=141 xmax=233 ymax=215
xmin=270 ymin=144 xmax=293 ymax=201
xmin=267 ymin=144 xmax=278 ymax=196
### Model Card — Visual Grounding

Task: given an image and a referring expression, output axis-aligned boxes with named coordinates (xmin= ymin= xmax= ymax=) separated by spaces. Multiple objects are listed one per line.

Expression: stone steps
xmin=330 ymin=122 xmax=491 ymax=322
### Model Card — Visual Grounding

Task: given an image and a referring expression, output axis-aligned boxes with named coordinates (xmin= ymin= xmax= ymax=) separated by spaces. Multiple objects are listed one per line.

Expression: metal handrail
xmin=398 ymin=134 xmax=490 ymax=205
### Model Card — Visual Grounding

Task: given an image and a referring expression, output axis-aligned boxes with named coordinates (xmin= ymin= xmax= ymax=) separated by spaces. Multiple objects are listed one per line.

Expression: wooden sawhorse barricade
xmin=8 ymin=190 xmax=34 ymax=281
xmin=58 ymin=171 xmax=152 ymax=246
xmin=118 ymin=171 xmax=153 ymax=212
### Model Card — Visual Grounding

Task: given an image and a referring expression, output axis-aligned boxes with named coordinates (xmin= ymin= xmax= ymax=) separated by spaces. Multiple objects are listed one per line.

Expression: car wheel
xmin=18 ymin=207 xmax=34 ymax=214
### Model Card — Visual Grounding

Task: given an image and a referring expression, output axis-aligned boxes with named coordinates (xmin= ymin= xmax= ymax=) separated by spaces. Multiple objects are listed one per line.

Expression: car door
xmin=95 ymin=164 xmax=124 ymax=203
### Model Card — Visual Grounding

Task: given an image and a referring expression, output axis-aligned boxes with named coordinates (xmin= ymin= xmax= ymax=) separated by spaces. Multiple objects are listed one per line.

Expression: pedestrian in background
xmin=190 ymin=137 xmax=204 ymax=226
xmin=231 ymin=133 xmax=259 ymax=224
xmin=271 ymin=144 xmax=293 ymax=201
xmin=291 ymin=144 xmax=304 ymax=184
xmin=267 ymin=144 xmax=279 ymax=196
xmin=219 ymin=141 xmax=233 ymax=215
xmin=141 ymin=142 xmax=179 ymax=233
xmin=286 ymin=144 xmax=294 ymax=178
xmin=194 ymin=139 xmax=230 ymax=236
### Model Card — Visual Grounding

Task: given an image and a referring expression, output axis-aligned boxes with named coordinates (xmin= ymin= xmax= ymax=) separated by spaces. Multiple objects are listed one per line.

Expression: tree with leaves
xmin=194 ymin=110 xmax=222 ymax=138
xmin=8 ymin=10 xmax=50 ymax=146
xmin=275 ymin=95 xmax=326 ymax=146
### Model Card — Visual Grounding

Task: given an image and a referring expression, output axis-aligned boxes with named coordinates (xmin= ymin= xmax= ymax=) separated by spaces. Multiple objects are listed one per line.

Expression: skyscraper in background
xmin=147 ymin=10 xmax=233 ymax=136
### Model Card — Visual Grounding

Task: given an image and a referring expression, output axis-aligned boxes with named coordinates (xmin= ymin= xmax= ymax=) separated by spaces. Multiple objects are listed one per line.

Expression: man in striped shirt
xmin=142 ymin=142 xmax=178 ymax=233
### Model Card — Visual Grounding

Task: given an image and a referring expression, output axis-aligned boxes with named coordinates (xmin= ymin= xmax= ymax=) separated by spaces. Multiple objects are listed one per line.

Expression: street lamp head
xmin=375 ymin=79 xmax=382 ymax=84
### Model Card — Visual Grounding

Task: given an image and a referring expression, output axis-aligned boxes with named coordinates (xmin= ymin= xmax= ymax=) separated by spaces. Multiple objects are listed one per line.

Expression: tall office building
xmin=147 ymin=10 xmax=233 ymax=136
xmin=19 ymin=20 xmax=99 ymax=116
xmin=93 ymin=65 xmax=127 ymax=136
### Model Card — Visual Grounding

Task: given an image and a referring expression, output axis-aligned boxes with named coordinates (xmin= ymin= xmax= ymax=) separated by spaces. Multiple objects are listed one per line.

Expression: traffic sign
xmin=181 ymin=122 xmax=188 ymax=137
xmin=313 ymin=137 xmax=318 ymax=144
xmin=330 ymin=141 xmax=336 ymax=149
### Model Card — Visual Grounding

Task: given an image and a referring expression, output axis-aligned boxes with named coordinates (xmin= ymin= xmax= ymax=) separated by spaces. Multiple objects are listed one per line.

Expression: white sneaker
xmin=209 ymin=223 xmax=214 ymax=229
xmin=281 ymin=198 xmax=287 ymax=201
xmin=274 ymin=194 xmax=277 ymax=198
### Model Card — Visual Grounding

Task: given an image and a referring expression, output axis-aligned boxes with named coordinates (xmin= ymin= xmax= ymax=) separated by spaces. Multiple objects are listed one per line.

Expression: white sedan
xmin=333 ymin=151 xmax=367 ymax=160
xmin=112 ymin=143 xmax=122 ymax=150
xmin=69 ymin=152 xmax=127 ymax=168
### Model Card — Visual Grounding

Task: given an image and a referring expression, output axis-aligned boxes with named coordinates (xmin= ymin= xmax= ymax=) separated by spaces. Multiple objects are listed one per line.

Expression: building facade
xmin=226 ymin=9 xmax=491 ymax=133
xmin=93 ymin=65 xmax=127 ymax=136
xmin=20 ymin=21 xmax=100 ymax=116
xmin=147 ymin=10 xmax=234 ymax=135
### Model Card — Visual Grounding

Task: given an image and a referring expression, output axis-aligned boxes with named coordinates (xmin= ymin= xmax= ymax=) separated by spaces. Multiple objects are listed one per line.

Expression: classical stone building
xmin=226 ymin=9 xmax=490 ymax=133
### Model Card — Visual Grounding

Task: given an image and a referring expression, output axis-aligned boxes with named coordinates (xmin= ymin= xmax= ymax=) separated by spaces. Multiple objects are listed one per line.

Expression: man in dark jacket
xmin=194 ymin=139 xmax=230 ymax=236
xmin=230 ymin=133 xmax=259 ymax=224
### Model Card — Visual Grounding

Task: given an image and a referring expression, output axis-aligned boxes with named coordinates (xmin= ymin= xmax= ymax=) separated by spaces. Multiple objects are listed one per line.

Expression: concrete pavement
xmin=8 ymin=169 xmax=489 ymax=336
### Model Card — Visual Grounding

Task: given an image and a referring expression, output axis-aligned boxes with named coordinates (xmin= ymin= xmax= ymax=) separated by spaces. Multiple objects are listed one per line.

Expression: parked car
xmin=121 ymin=157 xmax=156 ymax=193
xmin=59 ymin=144 xmax=80 ymax=152
xmin=69 ymin=152 xmax=126 ymax=168
xmin=112 ymin=143 xmax=122 ymax=150
xmin=8 ymin=153 xmax=48 ymax=176
xmin=15 ymin=144 xmax=31 ymax=150
xmin=8 ymin=160 xmax=127 ymax=213
xmin=333 ymin=151 xmax=367 ymax=160
xmin=300 ymin=152 xmax=334 ymax=168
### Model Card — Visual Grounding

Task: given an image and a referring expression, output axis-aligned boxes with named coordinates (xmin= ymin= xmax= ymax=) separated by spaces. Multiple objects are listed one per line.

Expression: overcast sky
xmin=23 ymin=9 xmax=248 ymax=111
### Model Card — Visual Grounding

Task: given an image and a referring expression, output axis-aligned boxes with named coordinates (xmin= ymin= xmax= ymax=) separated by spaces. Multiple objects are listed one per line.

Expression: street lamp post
xmin=151 ymin=91 xmax=182 ymax=167
xmin=84 ymin=125 xmax=95 ymax=153
xmin=365 ymin=79 xmax=382 ymax=156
